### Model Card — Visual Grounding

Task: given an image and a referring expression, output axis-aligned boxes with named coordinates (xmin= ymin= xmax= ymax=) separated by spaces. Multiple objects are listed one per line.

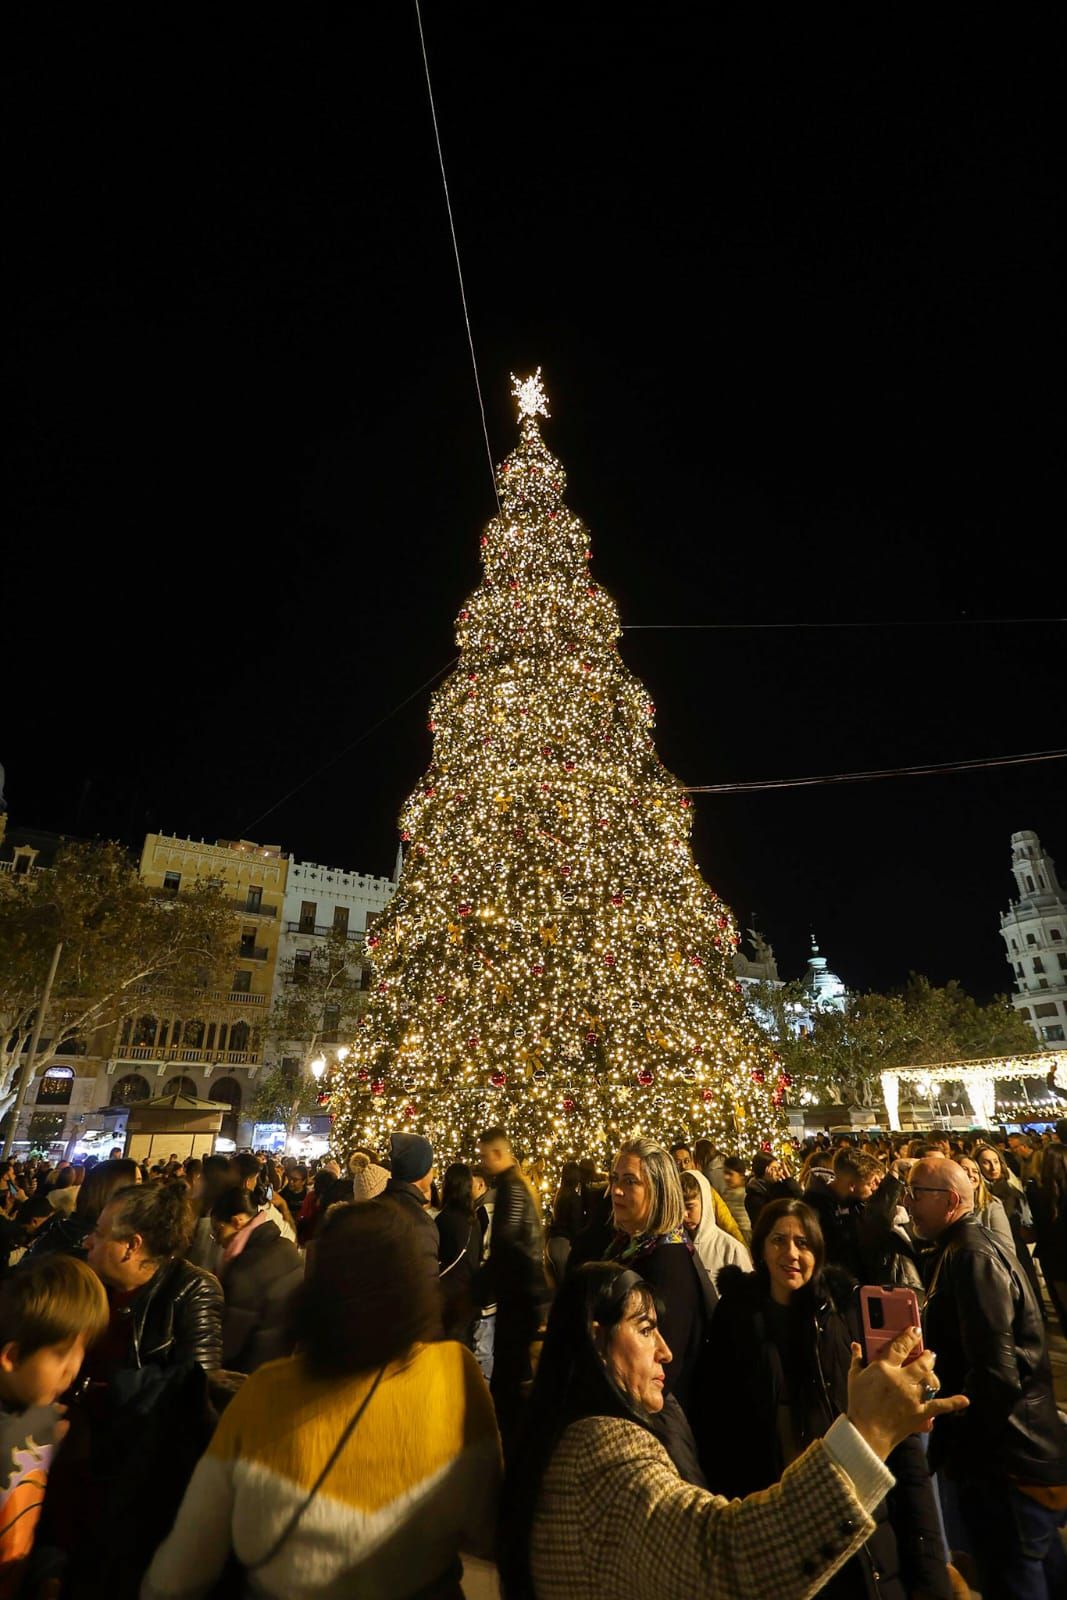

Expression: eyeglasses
xmin=766 ymin=1233 xmax=814 ymax=1253
xmin=903 ymin=1185 xmax=948 ymax=1201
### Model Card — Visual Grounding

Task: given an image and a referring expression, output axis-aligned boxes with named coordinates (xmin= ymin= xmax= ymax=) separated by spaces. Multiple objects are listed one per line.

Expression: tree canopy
xmin=0 ymin=840 xmax=236 ymax=1117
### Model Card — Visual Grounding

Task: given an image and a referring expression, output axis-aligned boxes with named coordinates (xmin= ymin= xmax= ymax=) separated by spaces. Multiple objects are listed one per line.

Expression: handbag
xmin=209 ymin=1363 xmax=387 ymax=1595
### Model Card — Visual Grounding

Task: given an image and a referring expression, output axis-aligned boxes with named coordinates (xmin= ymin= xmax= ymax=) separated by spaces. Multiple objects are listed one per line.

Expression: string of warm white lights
xmin=330 ymin=375 xmax=785 ymax=1173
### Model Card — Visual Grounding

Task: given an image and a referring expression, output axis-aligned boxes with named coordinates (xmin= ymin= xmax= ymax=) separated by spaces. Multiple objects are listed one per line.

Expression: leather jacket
xmin=126 ymin=1257 xmax=224 ymax=1373
xmin=922 ymin=1211 xmax=1067 ymax=1484
xmin=479 ymin=1164 xmax=546 ymax=1309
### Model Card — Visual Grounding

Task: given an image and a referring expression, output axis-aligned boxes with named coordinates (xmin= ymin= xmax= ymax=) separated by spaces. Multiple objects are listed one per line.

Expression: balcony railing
xmin=233 ymin=900 xmax=277 ymax=919
xmin=132 ymin=985 xmax=266 ymax=1006
xmin=115 ymin=1046 xmax=260 ymax=1067
xmin=238 ymin=947 xmax=269 ymax=962
xmin=285 ymin=921 xmax=364 ymax=942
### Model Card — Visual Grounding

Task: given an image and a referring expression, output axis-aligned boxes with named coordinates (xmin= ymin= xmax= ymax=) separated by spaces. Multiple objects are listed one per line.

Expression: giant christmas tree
xmin=331 ymin=372 xmax=782 ymax=1171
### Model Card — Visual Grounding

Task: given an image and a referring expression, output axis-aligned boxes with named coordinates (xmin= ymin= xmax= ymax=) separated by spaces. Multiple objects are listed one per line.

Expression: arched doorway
xmin=211 ymin=1076 xmax=242 ymax=1143
xmin=161 ymin=1076 xmax=198 ymax=1099
xmin=109 ymin=1073 xmax=151 ymax=1107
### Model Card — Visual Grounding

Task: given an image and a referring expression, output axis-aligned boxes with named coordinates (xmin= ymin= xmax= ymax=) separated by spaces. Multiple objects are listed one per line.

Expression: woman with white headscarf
xmin=681 ymin=1168 xmax=752 ymax=1305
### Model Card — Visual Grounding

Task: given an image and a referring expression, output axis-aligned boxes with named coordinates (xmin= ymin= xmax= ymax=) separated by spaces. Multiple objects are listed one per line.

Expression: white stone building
xmin=1000 ymin=830 xmax=1067 ymax=1045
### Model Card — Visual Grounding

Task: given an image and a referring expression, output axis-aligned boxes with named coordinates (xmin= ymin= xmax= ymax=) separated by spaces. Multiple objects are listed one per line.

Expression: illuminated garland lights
xmin=330 ymin=375 xmax=783 ymax=1172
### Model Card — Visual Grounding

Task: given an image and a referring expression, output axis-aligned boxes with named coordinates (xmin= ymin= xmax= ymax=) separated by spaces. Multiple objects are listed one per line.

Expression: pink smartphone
xmin=860 ymin=1286 xmax=923 ymax=1365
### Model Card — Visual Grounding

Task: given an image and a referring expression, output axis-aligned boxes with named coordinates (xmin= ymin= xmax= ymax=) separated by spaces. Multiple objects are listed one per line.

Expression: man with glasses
xmin=906 ymin=1157 xmax=1067 ymax=1597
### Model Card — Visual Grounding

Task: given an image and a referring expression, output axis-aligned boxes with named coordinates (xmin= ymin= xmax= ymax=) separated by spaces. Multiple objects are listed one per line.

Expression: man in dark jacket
xmin=377 ymin=1133 xmax=442 ymax=1326
xmin=908 ymin=1157 xmax=1067 ymax=1596
xmin=476 ymin=1126 xmax=547 ymax=1458
xmin=804 ymin=1149 xmax=882 ymax=1281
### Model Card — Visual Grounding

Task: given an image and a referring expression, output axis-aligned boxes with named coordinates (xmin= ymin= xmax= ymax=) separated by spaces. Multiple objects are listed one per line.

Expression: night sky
xmin=7 ymin=11 xmax=1064 ymax=999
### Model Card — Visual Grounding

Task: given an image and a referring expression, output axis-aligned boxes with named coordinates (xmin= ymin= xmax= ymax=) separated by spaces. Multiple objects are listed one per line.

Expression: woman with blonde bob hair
xmin=605 ymin=1137 xmax=710 ymax=1411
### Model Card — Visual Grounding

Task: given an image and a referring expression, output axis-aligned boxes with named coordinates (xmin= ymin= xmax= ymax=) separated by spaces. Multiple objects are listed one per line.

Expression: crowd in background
xmin=0 ymin=1117 xmax=1064 ymax=1598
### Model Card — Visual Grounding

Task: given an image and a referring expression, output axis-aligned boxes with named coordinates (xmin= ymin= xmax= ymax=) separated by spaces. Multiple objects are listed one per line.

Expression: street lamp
xmin=310 ymin=1055 xmax=326 ymax=1082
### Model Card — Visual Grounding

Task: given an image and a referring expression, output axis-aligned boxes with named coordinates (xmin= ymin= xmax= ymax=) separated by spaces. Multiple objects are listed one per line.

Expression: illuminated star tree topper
xmin=511 ymin=367 xmax=551 ymax=423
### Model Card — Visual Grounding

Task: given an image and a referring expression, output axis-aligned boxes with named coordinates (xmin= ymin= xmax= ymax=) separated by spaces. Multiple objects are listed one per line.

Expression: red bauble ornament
xmin=377 ymin=981 xmax=388 ymax=992
xmin=467 ymin=1036 xmax=479 ymax=1049
xmin=611 ymin=893 xmax=623 ymax=907
xmin=751 ymin=1068 xmax=765 ymax=1084
xmin=400 ymin=830 xmax=410 ymax=842
xmin=367 ymin=935 xmax=380 ymax=948
xmin=636 ymin=1069 xmax=654 ymax=1088
xmin=458 ymin=609 xmax=469 ymax=620
xmin=490 ymin=1070 xmax=507 ymax=1088
xmin=458 ymin=903 xmax=472 ymax=917
xmin=585 ymin=1032 xmax=598 ymax=1046
xmin=604 ymin=953 xmax=616 ymax=967
xmin=781 ymin=1073 xmax=793 ymax=1088
xmin=424 ymin=786 xmax=436 ymax=797
xmin=371 ymin=1079 xmax=385 ymax=1095
xmin=435 ymin=992 xmax=446 ymax=1005
xmin=562 ymin=1096 xmax=576 ymax=1114
xmin=701 ymin=1087 xmax=713 ymax=1102
xmin=560 ymin=865 xmax=572 ymax=877
xmin=532 ymin=963 xmax=544 ymax=975
xmin=357 ymin=1067 xmax=369 ymax=1082
xmin=587 ymin=585 xmax=596 ymax=596
xmin=541 ymin=745 xmax=553 ymax=758
xmin=509 ymin=579 xmax=518 ymax=590
xmin=427 ymin=720 xmax=436 ymax=733
xmin=480 ymin=535 xmax=488 ymax=546
xmin=405 ymin=1103 xmax=417 ymax=1119
xmin=690 ymin=955 xmax=703 ymax=967
xmin=680 ymin=796 xmax=691 ymax=808
xmin=564 ymin=760 xmax=576 ymax=771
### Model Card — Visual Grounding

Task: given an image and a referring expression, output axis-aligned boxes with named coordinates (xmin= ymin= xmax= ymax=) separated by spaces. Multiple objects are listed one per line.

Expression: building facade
xmin=270 ymin=853 xmax=399 ymax=1064
xmin=102 ymin=835 xmax=290 ymax=1145
xmin=1000 ymin=829 xmax=1067 ymax=1045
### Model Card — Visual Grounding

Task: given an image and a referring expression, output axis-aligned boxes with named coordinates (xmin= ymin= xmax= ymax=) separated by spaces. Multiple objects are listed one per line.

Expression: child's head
xmin=0 ymin=1256 xmax=108 ymax=1409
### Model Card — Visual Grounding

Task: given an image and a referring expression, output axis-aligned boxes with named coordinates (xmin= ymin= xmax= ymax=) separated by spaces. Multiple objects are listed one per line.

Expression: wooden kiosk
xmin=124 ymin=1091 xmax=229 ymax=1164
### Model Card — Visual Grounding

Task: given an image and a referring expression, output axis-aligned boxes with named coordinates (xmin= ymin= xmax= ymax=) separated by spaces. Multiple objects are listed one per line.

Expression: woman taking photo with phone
xmin=698 ymin=1198 xmax=951 ymax=1600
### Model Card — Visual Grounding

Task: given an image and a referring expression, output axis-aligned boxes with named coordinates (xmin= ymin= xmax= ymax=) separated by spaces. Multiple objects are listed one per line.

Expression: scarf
xmin=222 ymin=1206 xmax=274 ymax=1270
xmin=612 ymin=1225 xmax=690 ymax=1264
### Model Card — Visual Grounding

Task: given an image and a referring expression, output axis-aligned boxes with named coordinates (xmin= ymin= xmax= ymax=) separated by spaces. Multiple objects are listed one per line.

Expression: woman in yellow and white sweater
xmin=142 ymin=1202 xmax=501 ymax=1600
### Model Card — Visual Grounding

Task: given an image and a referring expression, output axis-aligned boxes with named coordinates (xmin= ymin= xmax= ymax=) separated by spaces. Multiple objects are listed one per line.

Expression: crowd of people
xmin=0 ymin=1118 xmax=1063 ymax=1597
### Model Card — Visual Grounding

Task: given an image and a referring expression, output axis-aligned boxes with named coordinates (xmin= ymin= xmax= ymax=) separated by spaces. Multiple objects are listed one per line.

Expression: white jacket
xmin=688 ymin=1170 xmax=752 ymax=1302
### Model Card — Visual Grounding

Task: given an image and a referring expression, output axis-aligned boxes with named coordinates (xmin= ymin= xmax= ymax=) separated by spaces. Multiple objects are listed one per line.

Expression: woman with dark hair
xmin=500 ymin=1259 xmax=962 ymax=1600
xmin=699 ymin=1198 xmax=951 ymax=1600
xmin=84 ymin=1182 xmax=222 ymax=1376
xmin=21 ymin=1157 xmax=141 ymax=1264
xmin=210 ymin=1184 xmax=304 ymax=1373
xmin=142 ymin=1201 xmax=501 ymax=1600
xmin=436 ymin=1162 xmax=480 ymax=1346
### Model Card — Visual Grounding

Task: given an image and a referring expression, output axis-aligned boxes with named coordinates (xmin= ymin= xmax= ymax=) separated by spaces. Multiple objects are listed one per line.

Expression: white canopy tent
xmin=879 ymin=1049 xmax=1067 ymax=1131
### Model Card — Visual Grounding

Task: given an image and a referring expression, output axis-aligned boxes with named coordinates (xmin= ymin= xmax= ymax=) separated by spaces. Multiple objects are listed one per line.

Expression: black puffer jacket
xmin=699 ymin=1264 xmax=949 ymax=1600
xmin=922 ymin=1211 xmax=1067 ymax=1484
xmin=220 ymin=1219 xmax=304 ymax=1374
xmin=127 ymin=1257 xmax=224 ymax=1372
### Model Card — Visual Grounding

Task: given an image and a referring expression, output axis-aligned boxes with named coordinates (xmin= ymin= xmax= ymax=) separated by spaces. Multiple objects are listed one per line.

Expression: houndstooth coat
xmin=530 ymin=1415 xmax=878 ymax=1600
